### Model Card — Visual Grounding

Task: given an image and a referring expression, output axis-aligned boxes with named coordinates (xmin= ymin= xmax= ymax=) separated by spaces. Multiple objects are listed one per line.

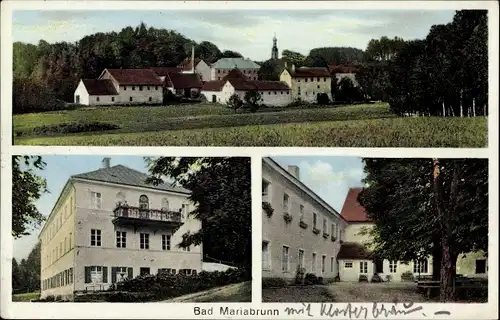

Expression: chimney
xmin=102 ymin=157 xmax=111 ymax=169
xmin=291 ymin=64 xmax=295 ymax=72
xmin=285 ymin=61 xmax=288 ymax=68
xmin=191 ymin=46 xmax=195 ymax=73
xmin=287 ymin=165 xmax=300 ymax=180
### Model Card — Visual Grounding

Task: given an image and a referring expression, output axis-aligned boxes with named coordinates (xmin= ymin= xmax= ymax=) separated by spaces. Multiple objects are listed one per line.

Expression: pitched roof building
xmin=279 ymin=65 xmax=332 ymax=103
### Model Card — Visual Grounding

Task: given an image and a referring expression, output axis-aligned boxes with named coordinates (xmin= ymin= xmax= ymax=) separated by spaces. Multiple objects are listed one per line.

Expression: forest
xmin=13 ymin=10 xmax=488 ymax=117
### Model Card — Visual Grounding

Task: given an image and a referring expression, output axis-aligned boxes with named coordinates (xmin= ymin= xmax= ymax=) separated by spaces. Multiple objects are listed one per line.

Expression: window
xmin=287 ymin=91 xmax=289 ymax=94
xmin=123 ymin=86 xmax=127 ymax=91
xmin=360 ymin=261 xmax=368 ymax=273
xmin=298 ymin=249 xmax=305 ymax=269
xmin=182 ymin=204 xmax=189 ymax=217
xmin=139 ymin=195 xmax=149 ymax=209
xmin=91 ymin=266 xmax=103 ymax=283
xmin=317 ymin=77 xmax=320 ymax=82
xmin=147 ymin=86 xmax=150 ymax=90
xmin=268 ymin=92 xmax=271 ymax=95
xmin=332 ymin=223 xmax=336 ymax=239
xmin=475 ymin=259 xmax=486 ymax=274
xmin=132 ymin=86 xmax=135 ymax=90
xmin=262 ymin=241 xmax=270 ymax=270
xmin=64 ymin=237 xmax=67 ymax=253
xmin=298 ymin=87 xmax=301 ymax=95
xmin=140 ymin=267 xmax=150 ymax=276
xmin=317 ymin=85 xmax=320 ymax=89
xmin=218 ymin=77 xmax=221 ymax=80
xmin=91 ymin=229 xmax=101 ymax=246
xmin=130 ymin=97 xmax=133 ymax=102
xmin=91 ymin=192 xmax=102 ymax=209
xmin=69 ymin=232 xmax=72 ymax=249
xmin=262 ymin=180 xmax=269 ymax=196
xmin=324 ymin=77 xmax=327 ymax=82
xmin=305 ymin=78 xmax=308 ymax=82
xmin=331 ymin=257 xmax=334 ymax=272
xmin=111 ymin=97 xmax=115 ymax=102
xmin=389 ymin=261 xmax=397 ymax=273
xmin=218 ymin=70 xmax=221 ymax=73
xmin=140 ymin=233 xmax=149 ymax=249
xmin=162 ymin=235 xmax=171 ymax=251
xmin=283 ymin=193 xmax=289 ymax=212
xmin=274 ymin=91 xmax=277 ymax=95
xmin=139 ymin=85 xmax=143 ymax=91
xmin=322 ymin=255 xmax=326 ymax=273
xmin=148 ymin=97 xmax=152 ymax=102
xmin=310 ymin=78 xmax=313 ymax=82
xmin=299 ymin=205 xmax=304 ymax=222
xmin=413 ymin=259 xmax=428 ymax=273
xmin=116 ymin=267 xmax=128 ymax=282
xmin=281 ymin=91 xmax=283 ymax=94
xmin=312 ymin=253 xmax=317 ymax=272
xmin=69 ymin=268 xmax=73 ymax=284
xmin=345 ymin=262 xmax=353 ymax=268
xmin=323 ymin=218 xmax=327 ymax=233
xmin=155 ymin=86 xmax=158 ymax=90
xmin=161 ymin=198 xmax=169 ymax=211
xmin=313 ymin=213 xmax=317 ymax=229
xmin=116 ymin=231 xmax=126 ymax=248
xmin=96 ymin=97 xmax=100 ymax=102
xmin=282 ymin=246 xmax=289 ymax=272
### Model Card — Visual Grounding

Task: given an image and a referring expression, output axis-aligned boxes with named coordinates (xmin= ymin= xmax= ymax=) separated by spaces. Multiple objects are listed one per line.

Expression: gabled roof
xmin=72 ymin=164 xmax=190 ymax=194
xmin=340 ymin=187 xmax=371 ymax=222
xmin=202 ymin=80 xmax=226 ymax=91
xmin=81 ymin=79 xmax=118 ymax=95
xmin=150 ymin=67 xmax=182 ymax=76
xmin=104 ymin=68 xmax=163 ymax=85
xmin=177 ymin=59 xmax=203 ymax=71
xmin=166 ymin=73 xmax=203 ymax=89
xmin=211 ymin=58 xmax=261 ymax=69
xmin=223 ymin=68 xmax=247 ymax=80
xmin=337 ymin=242 xmax=374 ymax=260
xmin=328 ymin=65 xmax=359 ymax=74
xmin=285 ymin=67 xmax=331 ymax=78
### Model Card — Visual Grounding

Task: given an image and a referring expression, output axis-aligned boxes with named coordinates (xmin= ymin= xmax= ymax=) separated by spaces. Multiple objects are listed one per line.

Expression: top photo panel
xmin=12 ymin=9 xmax=489 ymax=147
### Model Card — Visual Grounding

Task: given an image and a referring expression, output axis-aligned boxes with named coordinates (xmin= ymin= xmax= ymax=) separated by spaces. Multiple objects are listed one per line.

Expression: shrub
xmin=334 ymin=275 xmax=341 ymax=282
xmin=316 ymin=93 xmax=330 ymax=105
xmin=244 ymin=91 xmax=261 ymax=113
xmin=385 ymin=275 xmax=392 ymax=282
xmin=304 ymin=273 xmax=318 ymax=285
xmin=317 ymin=276 xmax=324 ymax=285
xmin=262 ymin=202 xmax=274 ymax=217
xmin=359 ymin=275 xmax=369 ymax=282
xmin=106 ymin=292 xmax=155 ymax=302
xmin=228 ymin=94 xmax=243 ymax=112
xmin=262 ymin=277 xmax=287 ymax=289
xmin=401 ymin=271 xmax=415 ymax=282
xmin=371 ymin=273 xmax=383 ymax=283
xmin=294 ymin=267 xmax=306 ymax=285
xmin=17 ymin=122 xmax=120 ymax=137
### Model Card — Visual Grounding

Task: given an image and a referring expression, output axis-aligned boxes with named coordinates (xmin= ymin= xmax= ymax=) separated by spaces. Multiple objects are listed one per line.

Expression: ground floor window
xmin=322 ymin=255 xmax=326 ymax=273
xmin=282 ymin=245 xmax=289 ymax=272
xmin=298 ymin=249 xmax=304 ymax=269
xmin=475 ymin=259 xmax=487 ymax=274
xmin=149 ymin=97 xmax=152 ymax=102
xmin=159 ymin=268 xmax=176 ymax=275
xmin=116 ymin=267 xmax=128 ymax=282
xmin=130 ymin=97 xmax=133 ymax=102
xmin=91 ymin=266 xmax=103 ymax=283
xmin=331 ymin=257 xmax=334 ymax=272
xmin=389 ymin=260 xmax=397 ymax=273
xmin=96 ymin=97 xmax=100 ymax=102
xmin=312 ymin=253 xmax=317 ymax=272
xmin=112 ymin=97 xmax=115 ymax=102
xmin=140 ymin=267 xmax=150 ymax=276
xmin=262 ymin=241 xmax=270 ymax=270
xmin=344 ymin=261 xmax=353 ymax=268
xmin=413 ymin=259 xmax=428 ymax=274
xmin=360 ymin=261 xmax=368 ymax=274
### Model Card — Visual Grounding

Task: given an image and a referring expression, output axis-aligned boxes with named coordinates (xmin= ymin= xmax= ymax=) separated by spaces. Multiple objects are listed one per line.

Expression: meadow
xmin=13 ymin=103 xmax=487 ymax=147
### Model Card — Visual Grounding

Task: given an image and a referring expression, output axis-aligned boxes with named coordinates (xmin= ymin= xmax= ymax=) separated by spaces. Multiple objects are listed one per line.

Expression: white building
xmin=178 ymin=59 xmax=211 ymax=82
xmin=74 ymin=69 xmax=163 ymax=106
xmin=328 ymin=65 xmax=359 ymax=86
xmin=210 ymin=58 xmax=261 ymax=81
xmin=39 ymin=158 xmax=202 ymax=300
xmin=202 ymin=69 xmax=291 ymax=106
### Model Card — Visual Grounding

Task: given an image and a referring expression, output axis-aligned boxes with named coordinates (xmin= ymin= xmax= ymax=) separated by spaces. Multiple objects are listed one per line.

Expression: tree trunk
xmin=432 ymin=238 xmax=442 ymax=281
xmin=440 ymin=237 xmax=456 ymax=301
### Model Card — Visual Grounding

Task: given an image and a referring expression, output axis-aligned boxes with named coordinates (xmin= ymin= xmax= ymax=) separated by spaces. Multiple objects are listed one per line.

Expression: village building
xmin=74 ymin=68 xmax=163 ymax=106
xmin=279 ymin=65 xmax=332 ymax=103
xmin=39 ymin=158 xmax=202 ymax=300
xmin=210 ymin=58 xmax=261 ymax=81
xmin=150 ymin=67 xmax=182 ymax=82
xmin=262 ymin=159 xmax=489 ymax=283
xmin=328 ymin=65 xmax=359 ymax=86
xmin=165 ymin=72 xmax=203 ymax=98
xmin=201 ymin=69 xmax=291 ymax=106
xmin=177 ymin=58 xmax=211 ymax=82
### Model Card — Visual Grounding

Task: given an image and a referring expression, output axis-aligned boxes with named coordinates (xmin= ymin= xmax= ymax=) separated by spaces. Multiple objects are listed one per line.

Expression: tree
xmin=227 ymin=93 xmax=243 ymax=112
xmin=195 ymin=41 xmax=222 ymax=64
xmin=145 ymin=157 xmax=252 ymax=270
xmin=281 ymin=49 xmax=305 ymax=67
xmin=12 ymin=156 xmax=48 ymax=238
xmin=221 ymin=50 xmax=243 ymax=58
xmin=12 ymin=242 xmax=41 ymax=293
xmin=358 ymin=158 xmax=488 ymax=302
xmin=258 ymin=59 xmax=280 ymax=81
xmin=12 ymin=258 xmax=22 ymax=293
xmin=244 ymin=90 xmax=262 ymax=112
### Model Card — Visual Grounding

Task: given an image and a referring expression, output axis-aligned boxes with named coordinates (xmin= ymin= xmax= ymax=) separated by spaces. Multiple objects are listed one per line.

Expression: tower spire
xmin=271 ymin=33 xmax=278 ymax=60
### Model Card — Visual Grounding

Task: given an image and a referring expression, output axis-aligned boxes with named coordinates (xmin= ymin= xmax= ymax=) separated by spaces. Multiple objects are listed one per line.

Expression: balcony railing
xmin=112 ymin=205 xmax=183 ymax=231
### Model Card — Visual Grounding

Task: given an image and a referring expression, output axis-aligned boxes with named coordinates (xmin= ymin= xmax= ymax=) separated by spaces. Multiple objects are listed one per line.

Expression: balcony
xmin=112 ymin=205 xmax=184 ymax=233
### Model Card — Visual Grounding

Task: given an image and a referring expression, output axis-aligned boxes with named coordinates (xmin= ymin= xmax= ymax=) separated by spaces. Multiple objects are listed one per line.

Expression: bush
xmin=228 ymin=94 xmax=243 ymax=112
xmin=401 ymin=271 xmax=415 ymax=282
xmin=316 ymin=93 xmax=330 ymax=105
xmin=334 ymin=275 xmax=341 ymax=282
xmin=359 ymin=275 xmax=369 ymax=282
xmin=262 ymin=202 xmax=274 ymax=217
xmin=17 ymin=122 xmax=120 ymax=137
xmin=317 ymin=276 xmax=324 ymax=285
xmin=371 ymin=273 xmax=383 ymax=283
xmin=106 ymin=292 xmax=155 ymax=302
xmin=262 ymin=277 xmax=287 ymax=289
xmin=294 ymin=267 xmax=306 ymax=285
xmin=304 ymin=273 xmax=318 ymax=285
xmin=385 ymin=275 xmax=392 ymax=282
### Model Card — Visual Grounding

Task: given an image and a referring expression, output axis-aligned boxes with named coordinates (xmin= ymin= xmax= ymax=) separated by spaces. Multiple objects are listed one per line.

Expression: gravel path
xmin=325 ymin=282 xmax=429 ymax=303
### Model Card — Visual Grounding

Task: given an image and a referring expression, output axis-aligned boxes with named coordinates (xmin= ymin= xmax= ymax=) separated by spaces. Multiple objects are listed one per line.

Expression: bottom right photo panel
xmin=261 ymin=156 xmax=488 ymax=304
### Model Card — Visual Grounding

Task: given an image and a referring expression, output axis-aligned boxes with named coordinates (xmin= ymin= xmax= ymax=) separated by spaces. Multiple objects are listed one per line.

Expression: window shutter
xmin=111 ymin=267 xmax=117 ymax=283
xmin=103 ymin=266 xmax=108 ymax=283
xmin=127 ymin=267 xmax=133 ymax=279
xmin=84 ymin=266 xmax=91 ymax=283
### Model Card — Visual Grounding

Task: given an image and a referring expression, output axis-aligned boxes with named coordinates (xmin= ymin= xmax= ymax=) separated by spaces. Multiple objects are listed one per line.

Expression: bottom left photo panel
xmin=12 ymin=155 xmax=252 ymax=302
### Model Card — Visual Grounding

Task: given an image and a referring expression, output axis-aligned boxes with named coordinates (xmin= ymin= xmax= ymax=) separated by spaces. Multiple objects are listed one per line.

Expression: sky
xmin=12 ymin=9 xmax=456 ymax=61
xmin=272 ymin=156 xmax=366 ymax=213
xmin=13 ymin=156 xmax=151 ymax=261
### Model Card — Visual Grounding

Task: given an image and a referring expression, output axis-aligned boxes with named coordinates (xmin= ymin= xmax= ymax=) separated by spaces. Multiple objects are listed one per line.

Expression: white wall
xmin=259 ymin=90 xmax=292 ymax=107
xmin=211 ymin=68 xmax=259 ymax=81
xmin=74 ymin=80 xmax=90 ymax=105
xmin=201 ymin=91 xmax=225 ymax=104
xmin=196 ymin=61 xmax=212 ymax=82
xmin=99 ymin=71 xmax=162 ymax=104
xmin=202 ymin=262 xmax=236 ymax=272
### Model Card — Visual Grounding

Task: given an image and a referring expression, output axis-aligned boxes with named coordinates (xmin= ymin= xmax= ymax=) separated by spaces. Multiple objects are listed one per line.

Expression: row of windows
xmin=42 ymin=267 xmax=73 ymax=290
xmin=217 ymin=69 xmax=258 ymax=74
xmin=83 ymin=266 xmax=197 ymax=284
xmin=90 ymin=229 xmax=190 ymax=251
xmin=43 ymin=196 xmax=74 ymax=245
xmin=263 ymin=180 xmax=343 ymax=240
xmin=217 ymin=76 xmax=258 ymax=81
xmin=296 ymin=77 xmax=329 ymax=83
xmin=43 ymin=232 xmax=73 ymax=268
xmin=297 ymin=86 xmax=327 ymax=97
xmin=121 ymin=85 xmax=159 ymax=91
xmin=91 ymin=191 xmax=187 ymax=213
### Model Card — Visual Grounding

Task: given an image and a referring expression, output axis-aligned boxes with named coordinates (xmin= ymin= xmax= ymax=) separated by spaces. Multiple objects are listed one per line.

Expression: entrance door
xmin=75 ymin=95 xmax=80 ymax=104
xmin=375 ymin=259 xmax=384 ymax=273
xmin=212 ymin=95 xmax=217 ymax=103
xmin=140 ymin=267 xmax=150 ymax=276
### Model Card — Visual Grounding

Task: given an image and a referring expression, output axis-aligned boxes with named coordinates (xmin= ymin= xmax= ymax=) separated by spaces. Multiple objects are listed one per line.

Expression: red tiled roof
xmin=166 ymin=73 xmax=203 ymax=89
xmin=150 ymin=67 xmax=182 ymax=76
xmin=223 ymin=68 xmax=247 ymax=80
xmin=253 ymin=81 xmax=290 ymax=91
xmin=340 ymin=187 xmax=371 ymax=222
xmin=288 ymin=67 xmax=330 ymax=78
xmin=81 ymin=79 xmax=118 ymax=95
xmin=105 ymin=68 xmax=162 ymax=85
xmin=328 ymin=65 xmax=359 ymax=74
xmin=337 ymin=242 xmax=374 ymax=260
xmin=177 ymin=59 xmax=203 ymax=71
xmin=202 ymin=80 xmax=226 ymax=91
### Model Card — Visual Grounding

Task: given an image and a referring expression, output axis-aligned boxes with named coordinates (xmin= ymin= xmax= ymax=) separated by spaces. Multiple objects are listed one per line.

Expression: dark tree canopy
xmin=258 ymin=59 xmax=281 ymax=81
xmin=281 ymin=49 xmax=306 ymax=67
xmin=12 ymin=156 xmax=47 ymax=238
xmin=146 ymin=157 xmax=251 ymax=270
xmin=12 ymin=242 xmax=41 ymax=294
xmin=221 ymin=50 xmax=243 ymax=58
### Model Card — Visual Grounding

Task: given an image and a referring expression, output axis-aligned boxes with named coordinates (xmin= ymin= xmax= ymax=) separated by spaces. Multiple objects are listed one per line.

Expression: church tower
xmin=271 ymin=33 xmax=278 ymax=60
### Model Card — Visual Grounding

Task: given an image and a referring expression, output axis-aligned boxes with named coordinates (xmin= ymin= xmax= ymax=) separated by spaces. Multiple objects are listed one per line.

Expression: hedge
xmin=16 ymin=122 xmax=120 ymax=137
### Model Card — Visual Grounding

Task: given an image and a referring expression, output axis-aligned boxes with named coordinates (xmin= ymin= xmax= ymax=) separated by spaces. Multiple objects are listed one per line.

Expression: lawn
xmin=12 ymin=291 xmax=40 ymax=302
xmin=13 ymin=103 xmax=487 ymax=147
xmin=262 ymin=285 xmax=336 ymax=302
xmin=162 ymin=281 xmax=251 ymax=302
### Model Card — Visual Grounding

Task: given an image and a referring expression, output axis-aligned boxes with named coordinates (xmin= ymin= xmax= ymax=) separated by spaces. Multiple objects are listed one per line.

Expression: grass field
xmin=13 ymin=103 xmax=488 ymax=147
xmin=12 ymin=292 xmax=40 ymax=302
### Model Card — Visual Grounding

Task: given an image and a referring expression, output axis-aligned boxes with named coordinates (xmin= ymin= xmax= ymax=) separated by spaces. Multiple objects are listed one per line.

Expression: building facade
xmin=210 ymin=58 xmax=261 ymax=81
xmin=178 ymin=59 xmax=212 ymax=82
xmin=39 ymin=158 xmax=202 ymax=300
xmin=279 ymin=65 xmax=332 ymax=103
xmin=261 ymin=158 xmax=348 ymax=282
